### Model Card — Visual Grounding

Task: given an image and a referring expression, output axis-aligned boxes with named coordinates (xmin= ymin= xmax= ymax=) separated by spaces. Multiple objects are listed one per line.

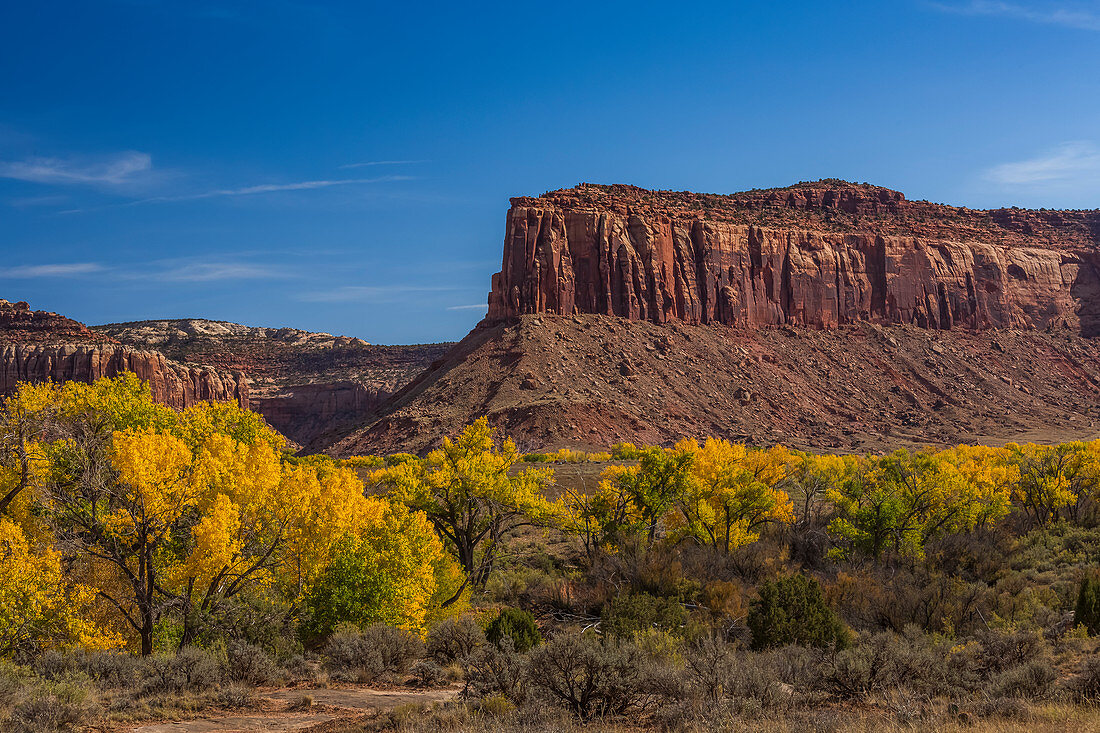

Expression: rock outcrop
xmin=489 ymin=182 xmax=1100 ymax=335
xmin=0 ymin=302 xmax=248 ymax=410
xmin=0 ymin=343 xmax=248 ymax=409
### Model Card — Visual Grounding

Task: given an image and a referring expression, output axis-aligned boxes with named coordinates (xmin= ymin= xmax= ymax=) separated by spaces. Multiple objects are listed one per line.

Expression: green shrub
xmin=1075 ymin=570 xmax=1100 ymax=635
xmin=485 ymin=609 xmax=541 ymax=653
xmin=748 ymin=574 xmax=850 ymax=650
xmin=602 ymin=592 xmax=686 ymax=639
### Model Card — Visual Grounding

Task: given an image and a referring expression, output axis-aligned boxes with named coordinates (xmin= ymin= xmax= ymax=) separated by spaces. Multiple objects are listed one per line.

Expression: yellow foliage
xmin=374 ymin=418 xmax=557 ymax=588
xmin=0 ymin=517 xmax=122 ymax=655
xmin=670 ymin=438 xmax=795 ymax=552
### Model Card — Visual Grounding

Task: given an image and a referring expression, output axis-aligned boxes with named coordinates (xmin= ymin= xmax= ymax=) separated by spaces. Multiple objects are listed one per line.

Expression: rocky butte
xmin=93 ymin=319 xmax=451 ymax=450
xmin=489 ymin=181 xmax=1100 ymax=335
xmin=327 ymin=181 xmax=1100 ymax=456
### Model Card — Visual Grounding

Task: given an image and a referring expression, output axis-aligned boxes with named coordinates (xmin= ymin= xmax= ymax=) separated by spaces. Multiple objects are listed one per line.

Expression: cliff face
xmin=0 ymin=344 xmax=249 ymax=409
xmin=488 ymin=182 xmax=1100 ymax=335
xmin=0 ymin=301 xmax=248 ymax=410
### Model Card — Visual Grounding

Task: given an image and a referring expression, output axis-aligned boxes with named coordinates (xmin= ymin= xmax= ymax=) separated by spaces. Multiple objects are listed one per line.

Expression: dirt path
xmin=129 ymin=685 xmax=460 ymax=733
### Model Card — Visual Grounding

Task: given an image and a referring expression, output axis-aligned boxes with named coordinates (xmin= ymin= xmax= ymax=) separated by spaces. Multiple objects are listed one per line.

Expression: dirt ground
xmin=125 ymin=684 xmax=459 ymax=733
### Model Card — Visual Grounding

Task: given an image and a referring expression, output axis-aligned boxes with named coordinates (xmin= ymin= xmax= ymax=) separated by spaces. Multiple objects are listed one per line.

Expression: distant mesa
xmin=92 ymin=319 xmax=449 ymax=450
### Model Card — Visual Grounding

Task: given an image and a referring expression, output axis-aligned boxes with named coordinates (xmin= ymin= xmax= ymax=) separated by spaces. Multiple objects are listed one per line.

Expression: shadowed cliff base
xmin=323 ymin=313 xmax=1100 ymax=457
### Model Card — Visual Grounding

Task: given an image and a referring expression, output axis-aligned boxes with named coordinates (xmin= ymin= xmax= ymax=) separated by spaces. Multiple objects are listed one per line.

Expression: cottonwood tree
xmin=826 ymin=448 xmax=1014 ymax=561
xmin=373 ymin=418 xmax=559 ymax=595
xmin=670 ymin=438 xmax=795 ymax=553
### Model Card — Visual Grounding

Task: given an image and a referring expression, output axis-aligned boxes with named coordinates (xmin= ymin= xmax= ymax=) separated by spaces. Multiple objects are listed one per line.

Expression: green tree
xmin=747 ymin=574 xmax=849 ymax=650
xmin=485 ymin=608 xmax=541 ymax=652
xmin=1075 ymin=571 xmax=1100 ymax=635
xmin=300 ymin=500 xmax=455 ymax=639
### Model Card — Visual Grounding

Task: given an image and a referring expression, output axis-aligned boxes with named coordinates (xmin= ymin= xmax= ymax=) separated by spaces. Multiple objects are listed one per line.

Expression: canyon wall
xmin=0 ymin=343 xmax=249 ymax=409
xmin=0 ymin=301 xmax=248 ymax=409
xmin=488 ymin=183 xmax=1100 ymax=335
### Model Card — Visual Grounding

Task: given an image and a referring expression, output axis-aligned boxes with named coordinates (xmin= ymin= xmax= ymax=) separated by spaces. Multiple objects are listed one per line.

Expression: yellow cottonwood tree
xmin=302 ymin=497 xmax=455 ymax=637
xmin=0 ymin=516 xmax=121 ymax=657
xmin=670 ymin=439 xmax=795 ymax=553
xmin=373 ymin=418 xmax=558 ymax=594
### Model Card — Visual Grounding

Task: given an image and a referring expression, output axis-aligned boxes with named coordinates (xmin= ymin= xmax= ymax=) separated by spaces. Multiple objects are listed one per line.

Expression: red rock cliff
xmin=488 ymin=182 xmax=1100 ymax=335
xmin=0 ymin=301 xmax=248 ymax=409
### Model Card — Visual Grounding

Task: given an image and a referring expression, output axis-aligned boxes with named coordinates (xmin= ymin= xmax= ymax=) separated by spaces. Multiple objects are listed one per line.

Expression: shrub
xmin=214 ymin=682 xmax=255 ymax=708
xmin=1075 ymin=570 xmax=1100 ymax=635
xmin=427 ymin=616 xmax=485 ymax=663
xmin=684 ymin=636 xmax=737 ymax=702
xmin=726 ymin=654 xmax=786 ymax=709
xmin=141 ymin=647 xmax=222 ymax=694
xmin=748 ymin=575 xmax=850 ymax=650
xmin=974 ymin=628 xmax=1049 ymax=676
xmin=462 ymin=637 xmax=527 ymax=702
xmin=527 ymin=634 xmax=654 ymax=720
xmin=485 ymin=609 xmax=541 ymax=653
xmin=1068 ymin=654 xmax=1100 ymax=701
xmin=990 ymin=659 xmax=1057 ymax=698
xmin=226 ymin=640 xmax=279 ymax=686
xmin=34 ymin=650 xmax=143 ymax=687
xmin=9 ymin=680 xmax=95 ymax=733
xmin=410 ymin=660 xmax=447 ymax=687
xmin=0 ymin=659 xmax=26 ymax=698
xmin=821 ymin=628 xmax=977 ymax=699
xmin=602 ymin=592 xmax=686 ymax=639
xmin=322 ymin=624 xmax=424 ymax=682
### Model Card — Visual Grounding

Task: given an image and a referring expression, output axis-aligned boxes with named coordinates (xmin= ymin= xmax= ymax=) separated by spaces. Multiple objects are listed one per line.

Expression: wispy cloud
xmin=986 ymin=141 xmax=1100 ymax=184
xmin=0 ymin=257 xmax=292 ymax=283
xmin=0 ymin=263 xmax=104 ymax=278
xmin=157 ymin=176 xmax=414 ymax=201
xmin=446 ymin=304 xmax=488 ymax=311
xmin=299 ymin=285 xmax=459 ymax=303
xmin=339 ymin=159 xmax=427 ymax=170
xmin=60 ymin=175 xmax=413 ymax=213
xmin=0 ymin=151 xmax=153 ymax=186
xmin=7 ymin=195 xmax=69 ymax=208
xmin=146 ymin=262 xmax=289 ymax=282
xmin=929 ymin=1 xmax=1100 ymax=31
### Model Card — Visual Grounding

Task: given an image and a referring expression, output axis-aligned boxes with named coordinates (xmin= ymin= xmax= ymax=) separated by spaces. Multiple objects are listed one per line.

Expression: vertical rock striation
xmin=488 ymin=182 xmax=1100 ymax=335
xmin=0 ymin=301 xmax=248 ymax=409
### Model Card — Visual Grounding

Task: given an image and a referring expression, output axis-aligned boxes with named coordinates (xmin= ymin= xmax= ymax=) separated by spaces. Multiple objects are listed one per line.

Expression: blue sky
xmin=2 ymin=1 xmax=1099 ymax=343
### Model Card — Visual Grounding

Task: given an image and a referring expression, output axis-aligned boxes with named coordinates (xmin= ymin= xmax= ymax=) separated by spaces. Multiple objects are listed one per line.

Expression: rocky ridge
xmin=0 ymin=301 xmax=248 ymax=409
xmin=327 ymin=313 xmax=1100 ymax=456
